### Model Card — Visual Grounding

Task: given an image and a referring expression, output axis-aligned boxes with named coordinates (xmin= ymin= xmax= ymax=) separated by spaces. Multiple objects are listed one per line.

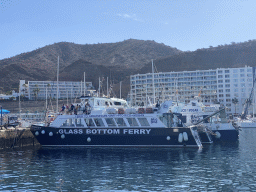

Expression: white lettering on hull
xmin=58 ymin=128 xmax=152 ymax=135
xmin=123 ymin=129 xmax=151 ymax=134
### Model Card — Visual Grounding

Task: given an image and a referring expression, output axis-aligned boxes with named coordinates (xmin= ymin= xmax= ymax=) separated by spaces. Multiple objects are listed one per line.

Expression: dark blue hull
xmin=30 ymin=125 xmax=200 ymax=148
xmin=198 ymin=132 xmax=213 ymax=144
xmin=211 ymin=130 xmax=239 ymax=142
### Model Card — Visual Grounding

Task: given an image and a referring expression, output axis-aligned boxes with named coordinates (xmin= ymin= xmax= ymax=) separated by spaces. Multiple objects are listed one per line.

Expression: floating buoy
xmin=35 ymin=131 xmax=39 ymax=136
xmin=61 ymin=134 xmax=65 ymax=139
xmin=138 ymin=108 xmax=145 ymax=114
xmin=178 ymin=133 xmax=183 ymax=143
xmin=49 ymin=132 xmax=53 ymax=136
xmin=215 ymin=131 xmax=221 ymax=139
xmin=166 ymin=136 xmax=171 ymax=140
xmin=41 ymin=130 xmax=45 ymax=134
xmin=183 ymin=132 xmax=188 ymax=141
xmin=87 ymin=137 xmax=91 ymax=142
xmin=118 ymin=108 xmax=125 ymax=114
xmin=146 ymin=108 xmax=153 ymax=113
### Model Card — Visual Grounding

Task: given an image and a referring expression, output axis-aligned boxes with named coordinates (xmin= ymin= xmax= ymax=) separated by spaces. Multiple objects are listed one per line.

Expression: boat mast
xmin=84 ymin=72 xmax=86 ymax=96
xmin=152 ymin=59 xmax=155 ymax=104
xmin=56 ymin=56 xmax=59 ymax=113
xmin=99 ymin=77 xmax=100 ymax=97
xmin=120 ymin=81 xmax=122 ymax=99
xmin=46 ymin=83 xmax=47 ymax=110
xmin=66 ymin=84 xmax=68 ymax=105
xmin=254 ymin=88 xmax=255 ymax=118
xmin=107 ymin=77 xmax=109 ymax=98
xmin=19 ymin=81 xmax=21 ymax=119
xmin=176 ymin=78 xmax=178 ymax=104
xmin=80 ymin=81 xmax=82 ymax=96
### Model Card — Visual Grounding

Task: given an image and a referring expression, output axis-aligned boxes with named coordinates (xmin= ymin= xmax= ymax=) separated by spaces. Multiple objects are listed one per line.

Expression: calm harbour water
xmin=0 ymin=129 xmax=256 ymax=192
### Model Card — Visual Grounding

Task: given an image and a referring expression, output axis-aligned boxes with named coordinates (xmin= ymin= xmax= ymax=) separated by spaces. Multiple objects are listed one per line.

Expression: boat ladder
xmin=190 ymin=127 xmax=203 ymax=149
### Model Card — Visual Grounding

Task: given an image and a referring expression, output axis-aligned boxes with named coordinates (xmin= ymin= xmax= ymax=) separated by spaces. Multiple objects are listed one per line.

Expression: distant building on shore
xmin=19 ymin=80 xmax=94 ymax=100
xmin=130 ymin=65 xmax=255 ymax=115
xmin=0 ymin=90 xmax=19 ymax=100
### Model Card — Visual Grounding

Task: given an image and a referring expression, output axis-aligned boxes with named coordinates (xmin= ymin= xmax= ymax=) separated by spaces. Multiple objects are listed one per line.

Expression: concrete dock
xmin=0 ymin=127 xmax=40 ymax=149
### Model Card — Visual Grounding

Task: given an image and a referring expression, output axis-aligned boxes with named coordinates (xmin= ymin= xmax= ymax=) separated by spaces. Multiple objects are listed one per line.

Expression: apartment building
xmin=19 ymin=80 xmax=94 ymax=100
xmin=130 ymin=66 xmax=255 ymax=114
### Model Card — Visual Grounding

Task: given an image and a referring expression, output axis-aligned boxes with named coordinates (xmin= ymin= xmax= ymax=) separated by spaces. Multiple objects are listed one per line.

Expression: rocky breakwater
xmin=0 ymin=127 xmax=40 ymax=149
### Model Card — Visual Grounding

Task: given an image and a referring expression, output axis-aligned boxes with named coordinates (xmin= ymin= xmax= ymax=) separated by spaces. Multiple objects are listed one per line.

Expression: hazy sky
xmin=1 ymin=0 xmax=256 ymax=60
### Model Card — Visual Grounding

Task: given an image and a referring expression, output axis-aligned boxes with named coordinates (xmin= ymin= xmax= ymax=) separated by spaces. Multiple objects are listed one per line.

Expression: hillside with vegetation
xmin=139 ymin=40 xmax=256 ymax=74
xmin=0 ymin=39 xmax=181 ymax=94
xmin=1 ymin=39 xmax=256 ymax=98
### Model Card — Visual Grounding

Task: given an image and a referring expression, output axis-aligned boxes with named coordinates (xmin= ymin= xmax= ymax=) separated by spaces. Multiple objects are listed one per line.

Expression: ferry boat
xmin=30 ymin=99 xmax=203 ymax=148
xmin=171 ymin=99 xmax=239 ymax=142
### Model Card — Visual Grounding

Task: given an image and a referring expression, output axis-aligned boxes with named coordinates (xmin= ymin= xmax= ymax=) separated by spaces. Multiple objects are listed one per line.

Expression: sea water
xmin=0 ymin=128 xmax=256 ymax=191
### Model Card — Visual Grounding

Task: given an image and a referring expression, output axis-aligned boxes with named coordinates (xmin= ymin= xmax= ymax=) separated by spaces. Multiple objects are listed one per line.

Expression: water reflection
xmin=1 ymin=129 xmax=256 ymax=191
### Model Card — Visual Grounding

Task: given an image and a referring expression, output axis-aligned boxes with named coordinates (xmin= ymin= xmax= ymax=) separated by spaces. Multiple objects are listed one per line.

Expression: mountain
xmin=139 ymin=40 xmax=256 ymax=74
xmin=0 ymin=39 xmax=181 ymax=93
xmin=1 ymin=39 xmax=256 ymax=98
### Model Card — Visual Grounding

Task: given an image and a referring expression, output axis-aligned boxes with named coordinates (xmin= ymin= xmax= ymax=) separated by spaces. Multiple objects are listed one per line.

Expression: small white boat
xmin=236 ymin=117 xmax=256 ymax=128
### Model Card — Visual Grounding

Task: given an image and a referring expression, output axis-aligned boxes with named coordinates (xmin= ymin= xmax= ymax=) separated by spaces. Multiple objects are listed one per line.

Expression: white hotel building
xmin=130 ymin=66 xmax=255 ymax=115
xmin=19 ymin=80 xmax=94 ymax=100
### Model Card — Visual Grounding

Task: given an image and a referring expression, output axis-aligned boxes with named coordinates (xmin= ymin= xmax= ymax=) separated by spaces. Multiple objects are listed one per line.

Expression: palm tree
xmin=33 ymin=84 xmax=40 ymax=101
xmin=232 ymin=97 xmax=239 ymax=115
xmin=21 ymin=84 xmax=28 ymax=101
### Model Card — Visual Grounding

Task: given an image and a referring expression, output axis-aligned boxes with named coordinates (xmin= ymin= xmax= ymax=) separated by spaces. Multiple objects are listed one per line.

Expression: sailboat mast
xmin=107 ymin=77 xmax=109 ymax=98
xmin=46 ymin=84 xmax=47 ymax=110
xmin=152 ymin=59 xmax=155 ymax=104
xmin=19 ymin=81 xmax=21 ymax=119
xmin=99 ymin=77 xmax=100 ymax=97
xmin=56 ymin=56 xmax=59 ymax=113
xmin=84 ymin=72 xmax=86 ymax=96
xmin=120 ymin=81 xmax=122 ymax=99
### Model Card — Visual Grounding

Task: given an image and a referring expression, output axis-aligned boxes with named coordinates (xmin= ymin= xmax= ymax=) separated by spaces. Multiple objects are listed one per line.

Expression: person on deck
xmin=74 ymin=107 xmax=77 ymax=115
xmin=65 ymin=105 xmax=69 ymax=114
xmin=61 ymin=104 xmax=65 ymax=112
xmin=70 ymin=104 xmax=74 ymax=111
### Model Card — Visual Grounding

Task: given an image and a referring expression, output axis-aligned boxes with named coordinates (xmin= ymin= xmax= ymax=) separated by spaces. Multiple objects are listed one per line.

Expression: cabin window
xmin=84 ymin=118 xmax=95 ymax=127
xmin=74 ymin=118 xmax=83 ymax=127
xmin=126 ymin=118 xmax=138 ymax=126
xmin=115 ymin=118 xmax=127 ymax=127
xmin=61 ymin=118 xmax=75 ymax=127
xmin=94 ymin=118 xmax=104 ymax=127
xmin=138 ymin=118 xmax=150 ymax=126
xmin=114 ymin=102 xmax=121 ymax=105
xmin=105 ymin=118 xmax=116 ymax=127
